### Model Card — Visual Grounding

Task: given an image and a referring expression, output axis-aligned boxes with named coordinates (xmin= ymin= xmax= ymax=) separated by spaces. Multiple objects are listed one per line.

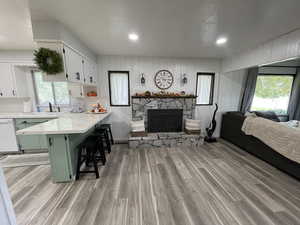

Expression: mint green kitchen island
xmin=17 ymin=112 xmax=111 ymax=183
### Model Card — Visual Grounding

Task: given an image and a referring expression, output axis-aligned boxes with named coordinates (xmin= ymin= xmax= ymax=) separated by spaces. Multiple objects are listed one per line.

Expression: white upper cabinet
xmin=0 ymin=63 xmax=29 ymax=98
xmin=0 ymin=63 xmax=15 ymax=97
xmin=63 ymin=45 xmax=84 ymax=83
xmin=38 ymin=41 xmax=97 ymax=86
xmin=83 ymin=59 xmax=97 ymax=86
xmin=68 ymin=83 xmax=84 ymax=98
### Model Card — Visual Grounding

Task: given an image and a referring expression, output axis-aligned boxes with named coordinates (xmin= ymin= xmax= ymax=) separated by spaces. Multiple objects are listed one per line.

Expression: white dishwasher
xmin=0 ymin=119 xmax=19 ymax=153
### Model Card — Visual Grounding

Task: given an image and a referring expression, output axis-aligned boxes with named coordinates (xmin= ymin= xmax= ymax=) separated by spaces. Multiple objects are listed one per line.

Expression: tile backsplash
xmin=0 ymin=98 xmax=29 ymax=113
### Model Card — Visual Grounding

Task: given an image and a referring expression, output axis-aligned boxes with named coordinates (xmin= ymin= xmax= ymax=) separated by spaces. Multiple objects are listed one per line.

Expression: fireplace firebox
xmin=148 ymin=109 xmax=183 ymax=132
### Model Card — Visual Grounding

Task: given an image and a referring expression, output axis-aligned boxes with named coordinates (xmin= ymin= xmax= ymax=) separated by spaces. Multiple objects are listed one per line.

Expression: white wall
xmin=98 ymin=55 xmax=245 ymax=141
xmin=222 ymin=29 xmax=300 ymax=72
xmin=216 ymin=69 xmax=247 ymax=136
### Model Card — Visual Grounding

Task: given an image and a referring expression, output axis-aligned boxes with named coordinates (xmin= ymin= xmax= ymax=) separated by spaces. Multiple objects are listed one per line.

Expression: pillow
xmin=285 ymin=120 xmax=299 ymax=128
xmin=253 ymin=111 xmax=280 ymax=122
xmin=244 ymin=111 xmax=257 ymax=117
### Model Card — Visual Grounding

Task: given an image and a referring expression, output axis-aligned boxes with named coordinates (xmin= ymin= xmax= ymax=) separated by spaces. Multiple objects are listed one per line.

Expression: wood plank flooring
xmin=3 ymin=139 xmax=300 ymax=225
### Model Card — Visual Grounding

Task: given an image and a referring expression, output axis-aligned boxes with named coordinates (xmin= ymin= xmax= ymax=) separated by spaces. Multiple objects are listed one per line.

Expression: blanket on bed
xmin=242 ymin=116 xmax=300 ymax=164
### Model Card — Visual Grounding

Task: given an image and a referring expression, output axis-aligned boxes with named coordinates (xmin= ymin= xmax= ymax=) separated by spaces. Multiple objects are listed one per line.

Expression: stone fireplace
xmin=131 ymin=96 xmax=196 ymax=129
xmin=129 ymin=96 xmax=204 ymax=148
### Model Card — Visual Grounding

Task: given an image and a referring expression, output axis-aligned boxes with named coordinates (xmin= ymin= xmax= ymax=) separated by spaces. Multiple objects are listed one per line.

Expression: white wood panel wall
xmin=222 ymin=29 xmax=300 ymax=72
xmin=98 ymin=55 xmax=245 ymax=141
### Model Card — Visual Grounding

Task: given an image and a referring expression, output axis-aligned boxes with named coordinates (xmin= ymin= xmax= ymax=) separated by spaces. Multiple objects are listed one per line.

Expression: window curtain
xmin=110 ymin=73 xmax=129 ymax=105
xmin=240 ymin=67 xmax=259 ymax=113
xmin=197 ymin=75 xmax=212 ymax=104
xmin=288 ymin=69 xmax=300 ymax=120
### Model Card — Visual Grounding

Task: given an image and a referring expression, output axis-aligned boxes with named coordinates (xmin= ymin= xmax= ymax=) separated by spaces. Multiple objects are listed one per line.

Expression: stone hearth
xmin=129 ymin=132 xmax=204 ymax=149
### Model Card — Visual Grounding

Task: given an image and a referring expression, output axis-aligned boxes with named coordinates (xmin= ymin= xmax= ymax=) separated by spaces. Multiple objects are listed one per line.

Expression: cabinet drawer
xmin=16 ymin=118 xmax=50 ymax=151
xmin=15 ymin=118 xmax=50 ymax=127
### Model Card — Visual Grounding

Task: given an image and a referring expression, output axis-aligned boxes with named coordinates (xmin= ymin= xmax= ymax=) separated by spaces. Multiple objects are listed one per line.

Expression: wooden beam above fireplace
xmin=132 ymin=96 xmax=197 ymax=99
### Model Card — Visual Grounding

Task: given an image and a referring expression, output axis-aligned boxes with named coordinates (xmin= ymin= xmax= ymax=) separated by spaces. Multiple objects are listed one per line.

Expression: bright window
xmin=33 ymin=71 xmax=70 ymax=106
xmin=251 ymin=75 xmax=294 ymax=115
xmin=196 ymin=73 xmax=215 ymax=105
xmin=108 ymin=71 xmax=130 ymax=106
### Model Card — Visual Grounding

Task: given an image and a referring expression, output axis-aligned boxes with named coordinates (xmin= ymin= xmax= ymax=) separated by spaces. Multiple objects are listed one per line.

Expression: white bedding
xmin=242 ymin=117 xmax=300 ymax=164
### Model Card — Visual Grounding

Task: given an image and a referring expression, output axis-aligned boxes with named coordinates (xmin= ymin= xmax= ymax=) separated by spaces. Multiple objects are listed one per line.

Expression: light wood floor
xmin=3 ymin=140 xmax=300 ymax=225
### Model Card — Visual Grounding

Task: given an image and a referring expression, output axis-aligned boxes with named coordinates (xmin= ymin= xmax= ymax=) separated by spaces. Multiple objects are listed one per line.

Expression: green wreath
xmin=34 ymin=48 xmax=64 ymax=74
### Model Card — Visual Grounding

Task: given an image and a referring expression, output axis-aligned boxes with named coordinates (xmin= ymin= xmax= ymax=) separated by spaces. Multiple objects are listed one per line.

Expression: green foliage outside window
xmin=254 ymin=76 xmax=293 ymax=99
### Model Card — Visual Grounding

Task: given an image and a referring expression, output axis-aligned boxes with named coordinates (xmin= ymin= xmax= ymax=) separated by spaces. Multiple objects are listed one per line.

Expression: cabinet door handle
xmin=0 ymin=92 xmax=3 ymax=96
xmin=90 ymin=76 xmax=93 ymax=83
xmin=76 ymin=72 xmax=80 ymax=80
xmin=48 ymin=138 xmax=53 ymax=146
xmin=12 ymin=90 xmax=16 ymax=96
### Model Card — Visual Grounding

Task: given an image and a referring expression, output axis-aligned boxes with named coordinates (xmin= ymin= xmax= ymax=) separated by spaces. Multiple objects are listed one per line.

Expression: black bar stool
xmin=76 ymin=136 xmax=106 ymax=180
xmin=99 ymin=124 xmax=114 ymax=145
xmin=94 ymin=127 xmax=112 ymax=154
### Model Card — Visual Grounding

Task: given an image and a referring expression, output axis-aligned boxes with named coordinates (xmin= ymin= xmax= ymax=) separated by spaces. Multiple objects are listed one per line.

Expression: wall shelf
xmin=131 ymin=96 xmax=197 ymax=99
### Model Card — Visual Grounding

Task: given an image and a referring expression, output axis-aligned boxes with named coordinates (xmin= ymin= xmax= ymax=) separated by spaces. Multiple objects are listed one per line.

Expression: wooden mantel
xmin=131 ymin=95 xmax=197 ymax=99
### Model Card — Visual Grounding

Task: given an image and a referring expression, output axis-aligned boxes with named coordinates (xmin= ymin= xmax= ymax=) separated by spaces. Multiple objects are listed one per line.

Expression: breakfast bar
xmin=16 ymin=112 xmax=111 ymax=183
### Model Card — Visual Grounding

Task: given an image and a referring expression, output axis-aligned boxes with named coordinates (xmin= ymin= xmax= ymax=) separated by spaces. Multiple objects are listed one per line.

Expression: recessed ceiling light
xmin=216 ymin=37 xmax=227 ymax=45
xmin=128 ymin=33 xmax=139 ymax=41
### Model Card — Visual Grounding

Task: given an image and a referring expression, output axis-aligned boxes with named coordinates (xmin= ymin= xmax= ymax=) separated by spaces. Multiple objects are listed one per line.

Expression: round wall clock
xmin=154 ymin=70 xmax=174 ymax=90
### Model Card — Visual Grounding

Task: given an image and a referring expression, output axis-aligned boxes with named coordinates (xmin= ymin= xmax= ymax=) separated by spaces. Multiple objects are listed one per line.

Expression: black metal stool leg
xmin=76 ymin=147 xmax=83 ymax=180
xmin=108 ymin=127 xmax=114 ymax=145
xmin=104 ymin=130 xmax=111 ymax=153
xmin=92 ymin=151 xmax=100 ymax=179
xmin=97 ymin=138 xmax=106 ymax=165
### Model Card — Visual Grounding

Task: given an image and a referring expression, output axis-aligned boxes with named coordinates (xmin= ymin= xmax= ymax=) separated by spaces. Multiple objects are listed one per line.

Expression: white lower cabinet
xmin=0 ymin=119 xmax=19 ymax=153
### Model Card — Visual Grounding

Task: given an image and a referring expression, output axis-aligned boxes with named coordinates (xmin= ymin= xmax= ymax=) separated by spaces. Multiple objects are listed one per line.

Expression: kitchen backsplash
xmin=0 ymin=98 xmax=28 ymax=113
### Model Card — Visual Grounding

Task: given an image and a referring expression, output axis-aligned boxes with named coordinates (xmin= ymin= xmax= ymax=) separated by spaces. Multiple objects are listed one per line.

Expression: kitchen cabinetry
xmin=83 ymin=59 xmax=97 ymax=85
xmin=15 ymin=118 xmax=50 ymax=151
xmin=63 ymin=45 xmax=84 ymax=83
xmin=0 ymin=119 xmax=18 ymax=153
xmin=68 ymin=83 xmax=84 ymax=98
xmin=0 ymin=64 xmax=28 ymax=98
xmin=38 ymin=41 xmax=97 ymax=86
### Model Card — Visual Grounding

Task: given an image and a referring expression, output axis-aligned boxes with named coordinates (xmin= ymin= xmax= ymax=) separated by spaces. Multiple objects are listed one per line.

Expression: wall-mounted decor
xmin=140 ymin=73 xmax=146 ymax=84
xmin=182 ymin=73 xmax=188 ymax=84
xmin=154 ymin=70 xmax=174 ymax=90
xmin=34 ymin=47 xmax=64 ymax=74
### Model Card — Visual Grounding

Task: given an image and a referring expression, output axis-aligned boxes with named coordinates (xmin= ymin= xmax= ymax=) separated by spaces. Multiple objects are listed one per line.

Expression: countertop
xmin=0 ymin=112 xmax=59 ymax=119
xmin=16 ymin=112 xmax=111 ymax=135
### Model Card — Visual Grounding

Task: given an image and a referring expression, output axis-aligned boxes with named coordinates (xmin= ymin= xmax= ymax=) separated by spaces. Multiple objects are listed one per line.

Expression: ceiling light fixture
xmin=216 ymin=37 xmax=227 ymax=45
xmin=128 ymin=33 xmax=139 ymax=41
